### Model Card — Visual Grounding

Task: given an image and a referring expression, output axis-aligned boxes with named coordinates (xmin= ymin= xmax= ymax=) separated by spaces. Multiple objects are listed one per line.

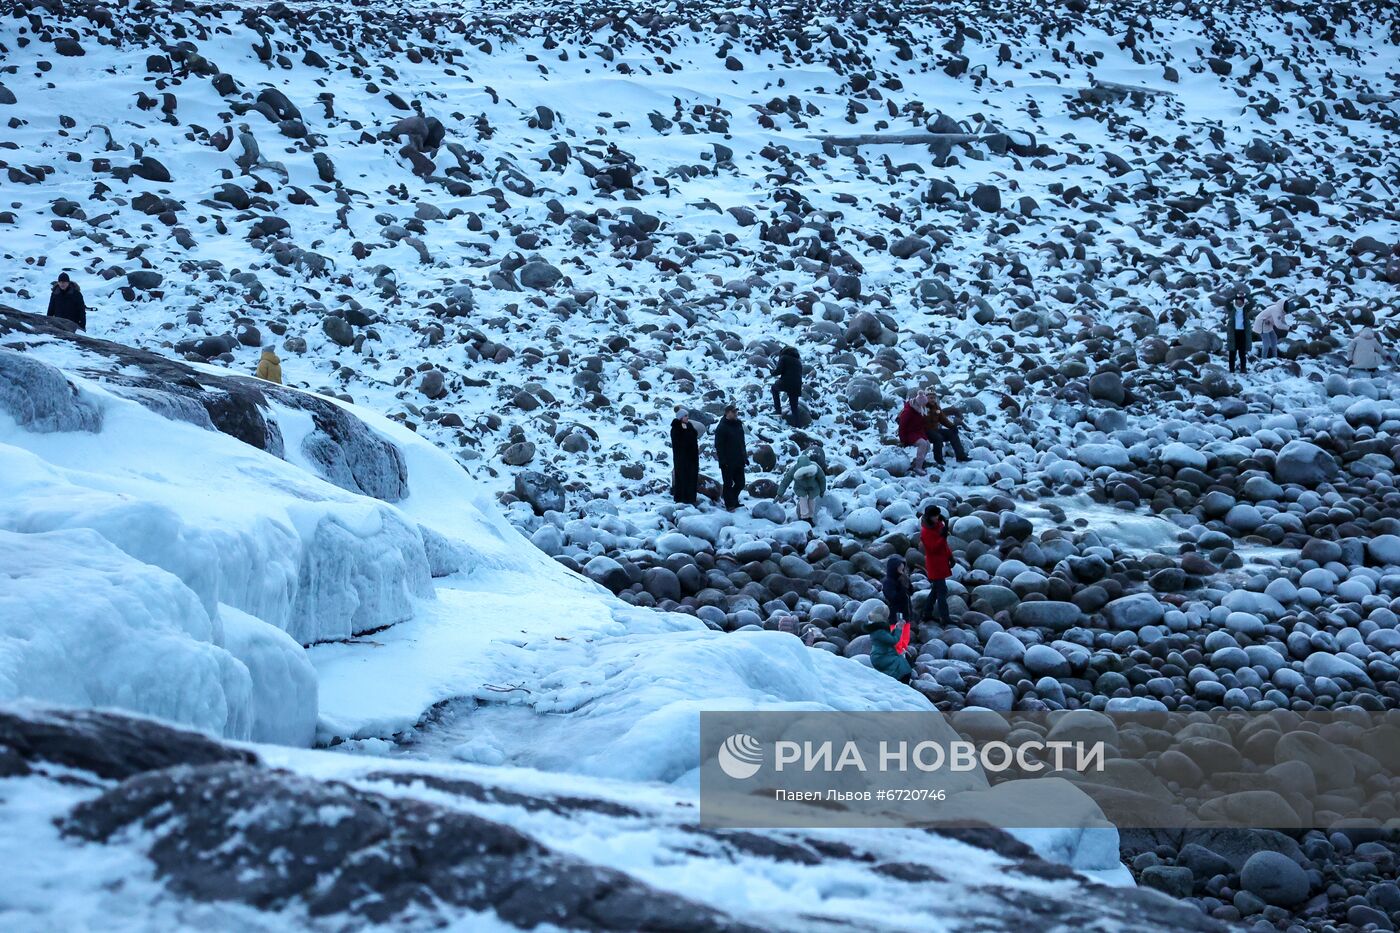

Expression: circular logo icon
xmin=717 ymin=733 xmax=763 ymax=779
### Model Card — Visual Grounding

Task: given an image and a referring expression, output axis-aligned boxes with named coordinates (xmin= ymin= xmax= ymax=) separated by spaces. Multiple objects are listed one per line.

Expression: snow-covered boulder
xmin=0 ymin=349 xmax=102 ymax=434
xmin=0 ymin=527 xmax=253 ymax=740
xmin=1273 ymin=440 xmax=1339 ymax=486
xmin=219 ymin=606 xmax=317 ymax=746
xmin=1159 ymin=442 xmax=1206 ymax=470
xmin=1076 ymin=443 xmax=1130 ymax=469
xmin=1102 ymin=593 xmax=1165 ymax=630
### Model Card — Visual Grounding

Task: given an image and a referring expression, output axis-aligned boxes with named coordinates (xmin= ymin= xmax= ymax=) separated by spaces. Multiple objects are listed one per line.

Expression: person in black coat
xmin=669 ymin=408 xmax=700 ymax=505
xmin=1224 ymin=289 xmax=1253 ymax=374
xmin=770 ymin=346 xmax=802 ymax=424
xmin=47 ymin=273 xmax=87 ymax=331
xmin=714 ymin=404 xmax=747 ymax=511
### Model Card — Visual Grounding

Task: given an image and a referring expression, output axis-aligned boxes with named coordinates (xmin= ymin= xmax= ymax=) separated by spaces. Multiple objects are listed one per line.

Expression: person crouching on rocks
xmin=1350 ymin=326 xmax=1384 ymax=373
xmin=869 ymin=556 xmax=914 ymax=684
xmin=47 ymin=272 xmax=87 ymax=331
xmin=777 ymin=448 xmax=826 ymax=522
xmin=919 ymin=506 xmax=953 ymax=626
xmin=255 ymin=346 xmax=282 ymax=384
xmin=1253 ymin=296 xmax=1290 ymax=361
xmin=670 ymin=407 xmax=699 ymax=505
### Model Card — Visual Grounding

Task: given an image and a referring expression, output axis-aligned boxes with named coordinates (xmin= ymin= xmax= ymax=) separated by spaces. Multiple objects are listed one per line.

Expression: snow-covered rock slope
xmin=0 ymin=315 xmax=1154 ymax=926
xmin=0 ymin=704 xmax=1228 ymax=932
xmin=0 ymin=310 xmax=953 ymax=752
xmin=0 ymin=0 xmax=1393 ymax=521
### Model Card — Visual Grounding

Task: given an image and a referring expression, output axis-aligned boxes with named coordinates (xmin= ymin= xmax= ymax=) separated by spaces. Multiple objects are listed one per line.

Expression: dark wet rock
xmin=503 ymin=441 xmax=535 ymax=466
xmin=0 ymin=705 xmax=254 ymax=782
xmin=127 ymin=270 xmax=164 ymax=291
xmin=419 ymin=370 xmax=446 ymax=399
xmin=323 ymin=316 xmax=354 ymax=347
xmin=515 ymin=471 xmax=565 ymax=515
xmin=64 ymin=761 xmax=759 ymax=930
xmin=519 ymin=259 xmax=563 ymax=290
xmin=1141 ymin=865 xmax=1193 ymax=899
xmin=1240 ymin=852 xmax=1309 ymax=906
xmin=1089 ymin=371 xmax=1125 ymax=406
xmin=1273 ymin=441 xmax=1338 ymax=486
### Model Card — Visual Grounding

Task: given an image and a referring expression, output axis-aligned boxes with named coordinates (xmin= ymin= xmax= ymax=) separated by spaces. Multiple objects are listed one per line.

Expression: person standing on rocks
xmin=770 ymin=346 xmax=802 ymax=425
xmin=919 ymin=506 xmax=954 ymax=626
xmin=1224 ymin=290 xmax=1253 ymax=374
xmin=897 ymin=390 xmax=933 ymax=475
xmin=776 ymin=448 xmax=826 ymax=521
xmin=1350 ymin=326 xmax=1384 ymax=372
xmin=925 ymin=394 xmax=969 ymax=467
xmin=255 ymin=346 xmax=283 ymax=384
xmin=669 ymin=407 xmax=700 ymax=506
xmin=46 ymin=272 xmax=87 ymax=331
xmin=714 ymin=404 xmax=747 ymax=512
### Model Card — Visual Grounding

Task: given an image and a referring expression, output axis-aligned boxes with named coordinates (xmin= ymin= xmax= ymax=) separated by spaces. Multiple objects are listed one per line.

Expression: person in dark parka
xmin=47 ymin=273 xmax=87 ymax=330
xmin=882 ymin=554 xmax=913 ymax=628
xmin=1224 ymin=290 xmax=1253 ymax=374
xmin=714 ymin=404 xmax=747 ymax=511
xmin=669 ymin=407 xmax=700 ymax=505
xmin=869 ymin=555 xmax=914 ymax=683
xmin=771 ymin=346 xmax=802 ymax=424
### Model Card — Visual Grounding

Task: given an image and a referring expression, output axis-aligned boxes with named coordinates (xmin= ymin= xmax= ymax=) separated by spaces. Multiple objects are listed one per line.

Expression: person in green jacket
xmin=867 ymin=614 xmax=913 ymax=684
xmin=776 ymin=449 xmax=826 ymax=521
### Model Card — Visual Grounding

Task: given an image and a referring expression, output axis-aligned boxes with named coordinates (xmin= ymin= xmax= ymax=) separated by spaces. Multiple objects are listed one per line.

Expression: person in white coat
xmin=1350 ymin=327 xmax=1384 ymax=372
xmin=1253 ymin=298 xmax=1290 ymax=360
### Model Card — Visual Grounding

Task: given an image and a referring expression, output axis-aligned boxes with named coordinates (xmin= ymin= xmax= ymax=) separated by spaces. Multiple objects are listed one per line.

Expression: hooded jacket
xmin=921 ymin=519 xmax=954 ymax=581
xmin=47 ymin=282 xmax=87 ymax=330
xmin=882 ymin=555 xmax=912 ymax=630
xmin=1253 ymin=300 xmax=1289 ymax=335
xmin=714 ymin=416 xmax=746 ymax=469
xmin=772 ymin=347 xmax=802 ymax=392
xmin=868 ymin=620 xmax=912 ymax=680
xmin=897 ymin=401 xmax=928 ymax=446
xmin=1351 ymin=328 xmax=1383 ymax=369
xmin=255 ymin=348 xmax=283 ymax=384
xmin=777 ymin=453 xmax=826 ymax=499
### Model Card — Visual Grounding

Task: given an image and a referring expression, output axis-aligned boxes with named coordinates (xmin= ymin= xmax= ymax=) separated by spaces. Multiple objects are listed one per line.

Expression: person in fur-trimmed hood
xmin=255 ymin=346 xmax=283 ymax=384
xmin=777 ymin=449 xmax=826 ymax=521
xmin=47 ymin=273 xmax=87 ymax=331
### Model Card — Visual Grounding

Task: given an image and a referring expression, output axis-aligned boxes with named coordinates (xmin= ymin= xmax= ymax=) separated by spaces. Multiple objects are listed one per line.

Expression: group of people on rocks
xmin=868 ymin=506 xmax=954 ymax=684
xmin=896 ymin=389 xmax=969 ymax=475
xmin=1226 ymin=289 xmax=1299 ymax=373
xmin=669 ymin=346 xmax=825 ymax=514
xmin=1223 ymin=287 xmax=1386 ymax=374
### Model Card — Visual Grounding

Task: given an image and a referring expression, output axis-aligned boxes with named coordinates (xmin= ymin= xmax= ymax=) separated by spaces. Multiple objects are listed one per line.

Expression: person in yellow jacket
xmin=255 ymin=346 xmax=282 ymax=384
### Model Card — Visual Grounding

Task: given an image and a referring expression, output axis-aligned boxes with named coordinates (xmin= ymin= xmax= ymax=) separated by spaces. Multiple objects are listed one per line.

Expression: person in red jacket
xmin=896 ymin=390 xmax=933 ymax=475
xmin=919 ymin=505 xmax=953 ymax=625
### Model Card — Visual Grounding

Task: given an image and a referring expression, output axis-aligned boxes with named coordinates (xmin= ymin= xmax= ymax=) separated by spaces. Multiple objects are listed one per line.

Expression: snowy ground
xmin=1 ymin=0 xmax=1398 ymax=928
